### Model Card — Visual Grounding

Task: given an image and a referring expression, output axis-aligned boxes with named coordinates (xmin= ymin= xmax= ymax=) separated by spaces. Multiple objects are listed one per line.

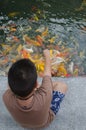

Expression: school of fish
xmin=0 ymin=3 xmax=86 ymax=77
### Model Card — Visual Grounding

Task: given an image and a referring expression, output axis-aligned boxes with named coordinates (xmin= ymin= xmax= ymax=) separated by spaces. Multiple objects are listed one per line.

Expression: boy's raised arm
xmin=43 ymin=49 xmax=51 ymax=77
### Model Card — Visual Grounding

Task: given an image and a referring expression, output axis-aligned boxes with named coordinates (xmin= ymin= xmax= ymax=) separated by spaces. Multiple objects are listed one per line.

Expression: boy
xmin=3 ymin=49 xmax=67 ymax=128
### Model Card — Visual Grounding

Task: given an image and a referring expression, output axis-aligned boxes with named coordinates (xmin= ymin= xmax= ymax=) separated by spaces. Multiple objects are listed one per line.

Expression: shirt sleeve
xmin=33 ymin=76 xmax=55 ymax=126
xmin=33 ymin=76 xmax=53 ymax=110
xmin=41 ymin=75 xmax=53 ymax=93
xmin=38 ymin=75 xmax=52 ymax=95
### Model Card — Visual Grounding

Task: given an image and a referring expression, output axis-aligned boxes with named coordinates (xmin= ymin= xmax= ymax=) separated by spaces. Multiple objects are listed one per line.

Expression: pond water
xmin=0 ymin=0 xmax=86 ymax=77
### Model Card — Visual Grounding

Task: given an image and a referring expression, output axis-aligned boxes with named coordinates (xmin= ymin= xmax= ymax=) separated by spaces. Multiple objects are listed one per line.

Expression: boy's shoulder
xmin=3 ymin=89 xmax=13 ymax=103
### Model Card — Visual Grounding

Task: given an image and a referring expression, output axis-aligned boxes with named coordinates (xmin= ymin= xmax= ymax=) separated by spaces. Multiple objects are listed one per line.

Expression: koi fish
xmin=68 ymin=62 xmax=74 ymax=74
xmin=1 ymin=44 xmax=10 ymax=49
xmin=36 ymin=35 xmax=43 ymax=46
xmin=81 ymin=26 xmax=86 ymax=31
xmin=51 ymin=57 xmax=65 ymax=65
xmin=23 ymin=45 xmax=34 ymax=53
xmin=18 ymin=25 xmax=32 ymax=34
xmin=23 ymin=35 xmax=42 ymax=46
xmin=73 ymin=68 xmax=79 ymax=76
xmin=56 ymin=52 xmax=69 ymax=58
xmin=12 ymin=36 xmax=20 ymax=42
xmin=35 ymin=25 xmax=45 ymax=33
xmin=41 ymin=27 xmax=48 ymax=37
xmin=48 ymin=36 xmax=56 ymax=44
xmin=36 ymin=62 xmax=44 ymax=72
xmin=8 ymin=12 xmax=20 ymax=17
xmin=79 ymin=50 xmax=85 ymax=59
xmin=2 ymin=44 xmax=18 ymax=55
xmin=57 ymin=63 xmax=67 ymax=77
xmin=31 ymin=14 xmax=39 ymax=21
xmin=36 ymin=9 xmax=41 ymax=14
xmin=5 ymin=35 xmax=19 ymax=42
xmin=21 ymin=49 xmax=31 ymax=59
xmin=43 ymin=2 xmax=51 ymax=7
xmin=0 ymin=57 xmax=8 ymax=65
xmin=32 ymin=6 xmax=38 ymax=11
xmin=75 ymin=0 xmax=86 ymax=11
xmin=9 ymin=27 xmax=17 ymax=32
xmin=17 ymin=44 xmax=23 ymax=54
xmin=2 ymin=46 xmax=12 ymax=55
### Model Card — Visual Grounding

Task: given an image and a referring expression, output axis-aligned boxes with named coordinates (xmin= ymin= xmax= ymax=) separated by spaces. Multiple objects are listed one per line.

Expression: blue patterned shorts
xmin=50 ymin=91 xmax=65 ymax=115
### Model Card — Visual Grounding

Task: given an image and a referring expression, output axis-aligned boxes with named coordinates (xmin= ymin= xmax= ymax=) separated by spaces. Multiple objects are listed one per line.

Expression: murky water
xmin=0 ymin=0 xmax=86 ymax=77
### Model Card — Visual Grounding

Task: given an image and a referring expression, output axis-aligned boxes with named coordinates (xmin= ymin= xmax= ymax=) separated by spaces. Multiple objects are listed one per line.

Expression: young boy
xmin=3 ymin=49 xmax=67 ymax=129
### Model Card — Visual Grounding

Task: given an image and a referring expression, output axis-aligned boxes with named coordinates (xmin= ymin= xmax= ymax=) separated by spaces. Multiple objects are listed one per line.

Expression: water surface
xmin=0 ymin=0 xmax=86 ymax=77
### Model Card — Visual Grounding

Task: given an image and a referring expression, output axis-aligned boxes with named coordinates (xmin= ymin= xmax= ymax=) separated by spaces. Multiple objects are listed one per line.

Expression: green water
xmin=0 ymin=0 xmax=86 ymax=76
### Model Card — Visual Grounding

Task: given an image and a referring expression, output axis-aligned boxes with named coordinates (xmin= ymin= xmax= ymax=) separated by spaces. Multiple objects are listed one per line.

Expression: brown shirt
xmin=3 ymin=76 xmax=55 ymax=128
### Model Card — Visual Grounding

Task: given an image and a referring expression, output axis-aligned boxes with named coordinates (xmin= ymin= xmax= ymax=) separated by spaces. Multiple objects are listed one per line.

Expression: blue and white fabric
xmin=50 ymin=91 xmax=65 ymax=115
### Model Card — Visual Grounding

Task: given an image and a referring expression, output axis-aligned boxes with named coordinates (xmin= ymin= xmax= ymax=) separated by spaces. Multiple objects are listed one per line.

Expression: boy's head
xmin=8 ymin=59 xmax=37 ymax=98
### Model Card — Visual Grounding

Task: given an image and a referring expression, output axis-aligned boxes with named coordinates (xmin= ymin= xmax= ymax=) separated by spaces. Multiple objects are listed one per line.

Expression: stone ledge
xmin=0 ymin=76 xmax=86 ymax=130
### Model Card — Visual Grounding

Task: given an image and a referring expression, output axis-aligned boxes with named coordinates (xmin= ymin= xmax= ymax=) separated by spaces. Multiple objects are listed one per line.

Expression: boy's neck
xmin=16 ymin=81 xmax=39 ymax=100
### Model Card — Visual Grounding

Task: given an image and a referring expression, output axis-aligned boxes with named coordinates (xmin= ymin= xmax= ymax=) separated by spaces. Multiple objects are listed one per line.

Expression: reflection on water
xmin=0 ymin=0 xmax=86 ymax=77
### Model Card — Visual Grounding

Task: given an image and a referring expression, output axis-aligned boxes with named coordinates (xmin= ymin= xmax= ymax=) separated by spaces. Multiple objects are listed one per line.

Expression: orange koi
xmin=36 ymin=35 xmax=43 ymax=46
xmin=12 ymin=36 xmax=20 ymax=42
xmin=32 ymin=6 xmax=38 ymax=11
xmin=10 ymin=27 xmax=17 ymax=32
xmin=23 ymin=35 xmax=42 ymax=46
xmin=56 ymin=52 xmax=69 ymax=58
xmin=21 ymin=49 xmax=30 ymax=59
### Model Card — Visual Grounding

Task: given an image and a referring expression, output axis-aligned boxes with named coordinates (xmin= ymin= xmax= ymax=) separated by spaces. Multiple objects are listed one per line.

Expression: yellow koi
xmin=48 ymin=36 xmax=56 ymax=44
xmin=41 ymin=27 xmax=48 ymax=37
xmin=32 ymin=14 xmax=39 ymax=21
xmin=17 ymin=44 xmax=23 ymax=54
xmin=2 ymin=46 xmax=12 ymax=55
xmin=49 ymin=49 xmax=53 ymax=57
xmin=1 ymin=44 xmax=10 ymax=49
xmin=8 ymin=12 xmax=20 ymax=17
xmin=57 ymin=63 xmax=67 ymax=76
xmin=35 ymin=61 xmax=44 ymax=72
xmin=73 ymin=68 xmax=79 ymax=76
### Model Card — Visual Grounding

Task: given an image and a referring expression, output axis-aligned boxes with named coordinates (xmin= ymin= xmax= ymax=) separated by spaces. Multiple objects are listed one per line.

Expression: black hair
xmin=8 ymin=59 xmax=37 ymax=97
